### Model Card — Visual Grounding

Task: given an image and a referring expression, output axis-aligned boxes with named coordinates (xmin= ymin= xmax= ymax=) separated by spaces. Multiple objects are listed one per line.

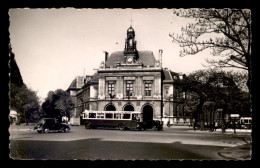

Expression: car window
xmin=45 ymin=119 xmax=55 ymax=125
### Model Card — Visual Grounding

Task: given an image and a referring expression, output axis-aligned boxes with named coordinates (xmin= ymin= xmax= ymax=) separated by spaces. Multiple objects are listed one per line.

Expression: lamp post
xmin=167 ymin=98 xmax=171 ymax=127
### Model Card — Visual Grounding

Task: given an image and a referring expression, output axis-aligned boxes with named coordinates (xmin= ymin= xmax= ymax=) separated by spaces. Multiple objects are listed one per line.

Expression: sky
xmin=9 ymin=8 xmax=215 ymax=102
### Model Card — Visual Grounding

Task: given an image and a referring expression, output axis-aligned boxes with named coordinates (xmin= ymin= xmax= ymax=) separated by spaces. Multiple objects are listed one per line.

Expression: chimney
xmin=159 ymin=49 xmax=163 ymax=68
xmin=105 ymin=51 xmax=108 ymax=63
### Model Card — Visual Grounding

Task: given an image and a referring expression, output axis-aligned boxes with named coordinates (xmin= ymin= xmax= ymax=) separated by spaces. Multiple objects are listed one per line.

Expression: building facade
xmin=96 ymin=26 xmax=162 ymax=123
xmin=69 ymin=26 xmax=190 ymax=126
xmin=67 ymin=76 xmax=85 ymax=118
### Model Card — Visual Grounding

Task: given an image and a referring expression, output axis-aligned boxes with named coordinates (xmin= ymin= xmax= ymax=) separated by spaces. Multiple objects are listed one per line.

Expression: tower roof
xmin=127 ymin=26 xmax=134 ymax=33
xmin=105 ymin=51 xmax=156 ymax=67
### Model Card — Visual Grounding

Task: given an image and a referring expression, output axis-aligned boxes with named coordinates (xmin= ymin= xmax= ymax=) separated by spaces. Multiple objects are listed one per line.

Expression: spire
xmin=129 ymin=14 xmax=133 ymax=27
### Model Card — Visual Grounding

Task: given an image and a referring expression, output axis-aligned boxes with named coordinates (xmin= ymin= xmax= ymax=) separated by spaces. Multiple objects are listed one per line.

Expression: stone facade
xmin=70 ymin=26 xmax=191 ymax=125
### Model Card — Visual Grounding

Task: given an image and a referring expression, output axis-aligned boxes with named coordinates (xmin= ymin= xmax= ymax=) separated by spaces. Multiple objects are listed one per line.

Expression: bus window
xmin=105 ymin=113 xmax=113 ymax=119
xmin=89 ymin=113 xmax=96 ymax=118
xmin=97 ymin=113 xmax=105 ymax=118
xmin=123 ymin=113 xmax=131 ymax=119
xmin=114 ymin=113 xmax=121 ymax=119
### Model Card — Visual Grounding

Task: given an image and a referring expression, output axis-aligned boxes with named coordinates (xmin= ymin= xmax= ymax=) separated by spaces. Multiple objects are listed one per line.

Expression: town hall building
xmin=67 ymin=25 xmax=190 ymax=126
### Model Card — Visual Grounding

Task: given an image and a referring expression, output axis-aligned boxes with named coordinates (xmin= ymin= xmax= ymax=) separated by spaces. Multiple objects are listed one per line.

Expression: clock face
xmin=127 ymin=57 xmax=133 ymax=63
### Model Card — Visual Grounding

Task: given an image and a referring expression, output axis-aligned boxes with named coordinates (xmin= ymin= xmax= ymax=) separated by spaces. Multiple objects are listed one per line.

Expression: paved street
xmin=9 ymin=125 xmax=251 ymax=160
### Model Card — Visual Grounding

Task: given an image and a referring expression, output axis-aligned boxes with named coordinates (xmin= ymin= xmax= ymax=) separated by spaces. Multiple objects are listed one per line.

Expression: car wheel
xmin=37 ymin=130 xmax=42 ymax=133
xmin=85 ymin=123 xmax=92 ymax=129
xmin=118 ymin=123 xmax=125 ymax=131
xmin=64 ymin=128 xmax=70 ymax=133
xmin=44 ymin=128 xmax=49 ymax=133
xmin=152 ymin=126 xmax=158 ymax=131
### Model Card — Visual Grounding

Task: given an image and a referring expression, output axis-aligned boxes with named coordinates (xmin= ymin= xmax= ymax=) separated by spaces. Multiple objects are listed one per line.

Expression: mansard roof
xmin=89 ymin=72 xmax=99 ymax=84
xmin=162 ymin=69 xmax=181 ymax=84
xmin=67 ymin=76 xmax=85 ymax=91
xmin=105 ymin=51 xmax=156 ymax=67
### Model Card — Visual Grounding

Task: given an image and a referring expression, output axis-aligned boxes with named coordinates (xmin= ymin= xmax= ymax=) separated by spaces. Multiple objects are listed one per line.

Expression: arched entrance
xmin=105 ymin=104 xmax=116 ymax=111
xmin=142 ymin=104 xmax=153 ymax=122
xmin=124 ymin=104 xmax=134 ymax=111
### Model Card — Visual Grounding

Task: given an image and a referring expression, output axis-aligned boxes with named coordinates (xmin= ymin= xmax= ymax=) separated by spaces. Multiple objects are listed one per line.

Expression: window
xmin=97 ymin=113 xmax=105 ymax=118
xmin=166 ymin=90 xmax=168 ymax=94
xmin=114 ymin=113 xmax=121 ymax=119
xmin=108 ymin=82 xmax=115 ymax=96
xmin=105 ymin=113 xmax=113 ymax=119
xmin=123 ymin=113 xmax=131 ymax=119
xmin=89 ymin=113 xmax=96 ymax=118
xmin=126 ymin=81 xmax=133 ymax=96
xmin=145 ymin=82 xmax=152 ymax=96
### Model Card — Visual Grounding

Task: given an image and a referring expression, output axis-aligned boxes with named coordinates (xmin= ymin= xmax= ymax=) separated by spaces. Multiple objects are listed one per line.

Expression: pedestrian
xmin=214 ymin=122 xmax=218 ymax=131
xmin=233 ymin=121 xmax=237 ymax=133
xmin=212 ymin=122 xmax=215 ymax=132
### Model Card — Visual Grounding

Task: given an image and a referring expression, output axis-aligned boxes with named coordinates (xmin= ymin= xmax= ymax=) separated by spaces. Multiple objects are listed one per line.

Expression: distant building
xmin=76 ymin=73 xmax=99 ymax=123
xmin=162 ymin=69 xmax=190 ymax=125
xmin=67 ymin=76 xmax=85 ymax=118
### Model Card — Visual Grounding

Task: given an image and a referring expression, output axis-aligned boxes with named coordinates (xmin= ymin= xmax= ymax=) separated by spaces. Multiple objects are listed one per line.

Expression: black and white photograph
xmin=8 ymin=8 xmax=253 ymax=160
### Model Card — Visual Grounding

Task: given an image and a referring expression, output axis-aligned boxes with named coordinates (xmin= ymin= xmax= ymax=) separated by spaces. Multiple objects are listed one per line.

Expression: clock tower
xmin=124 ymin=26 xmax=138 ymax=64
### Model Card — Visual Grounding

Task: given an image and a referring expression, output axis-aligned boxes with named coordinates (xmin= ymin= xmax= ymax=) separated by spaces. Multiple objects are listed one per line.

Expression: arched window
xmin=105 ymin=104 xmax=116 ymax=111
xmin=124 ymin=104 xmax=134 ymax=111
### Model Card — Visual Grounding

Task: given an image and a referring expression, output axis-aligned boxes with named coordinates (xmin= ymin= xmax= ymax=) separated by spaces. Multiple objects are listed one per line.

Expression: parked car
xmin=139 ymin=120 xmax=163 ymax=131
xmin=34 ymin=118 xmax=70 ymax=133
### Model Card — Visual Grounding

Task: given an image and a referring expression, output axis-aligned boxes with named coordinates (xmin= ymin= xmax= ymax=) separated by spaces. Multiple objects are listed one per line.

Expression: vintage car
xmin=139 ymin=120 xmax=163 ymax=131
xmin=34 ymin=118 xmax=70 ymax=133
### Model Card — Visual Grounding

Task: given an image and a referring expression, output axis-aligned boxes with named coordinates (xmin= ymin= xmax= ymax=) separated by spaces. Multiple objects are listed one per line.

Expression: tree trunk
xmin=23 ymin=111 xmax=28 ymax=125
xmin=221 ymin=107 xmax=226 ymax=133
xmin=200 ymin=111 xmax=205 ymax=130
xmin=196 ymin=97 xmax=205 ymax=130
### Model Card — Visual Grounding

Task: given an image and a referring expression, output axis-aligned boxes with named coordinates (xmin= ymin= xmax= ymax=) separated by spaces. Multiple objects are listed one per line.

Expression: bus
xmin=240 ymin=117 xmax=252 ymax=129
xmin=82 ymin=110 xmax=163 ymax=131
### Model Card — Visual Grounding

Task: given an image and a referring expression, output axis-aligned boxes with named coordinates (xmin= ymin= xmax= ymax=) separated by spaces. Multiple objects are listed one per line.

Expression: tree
xmin=182 ymin=69 xmax=250 ymax=131
xmin=170 ymin=9 xmax=252 ymax=94
xmin=54 ymin=89 xmax=74 ymax=119
xmin=41 ymin=89 xmax=74 ymax=122
xmin=182 ymin=70 xmax=211 ymax=130
xmin=10 ymin=83 xmax=40 ymax=124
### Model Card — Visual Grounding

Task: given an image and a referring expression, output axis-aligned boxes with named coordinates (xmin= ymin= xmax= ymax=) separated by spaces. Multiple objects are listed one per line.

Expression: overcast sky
xmin=9 ymin=8 xmax=214 ymax=102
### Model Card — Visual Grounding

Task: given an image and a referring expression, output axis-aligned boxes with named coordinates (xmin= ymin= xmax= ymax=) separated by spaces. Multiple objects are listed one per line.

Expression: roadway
xmin=9 ymin=125 xmax=251 ymax=160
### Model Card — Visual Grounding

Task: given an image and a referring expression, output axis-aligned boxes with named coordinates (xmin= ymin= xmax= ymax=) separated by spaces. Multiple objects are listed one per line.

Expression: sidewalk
xmin=9 ymin=123 xmax=36 ymax=131
xmin=218 ymin=143 xmax=251 ymax=160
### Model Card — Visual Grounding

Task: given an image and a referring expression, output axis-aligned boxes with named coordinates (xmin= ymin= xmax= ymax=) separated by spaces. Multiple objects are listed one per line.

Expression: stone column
xmin=98 ymin=76 xmax=105 ymax=99
xmin=117 ymin=77 xmax=123 ymax=99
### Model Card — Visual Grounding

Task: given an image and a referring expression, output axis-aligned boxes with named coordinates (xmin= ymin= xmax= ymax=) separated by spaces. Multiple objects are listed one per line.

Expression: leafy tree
xmin=9 ymin=45 xmax=41 ymax=124
xmin=182 ymin=70 xmax=210 ymax=130
xmin=170 ymin=9 xmax=252 ymax=94
xmin=10 ymin=83 xmax=40 ymax=124
xmin=42 ymin=89 xmax=74 ymax=122
xmin=182 ymin=69 xmax=250 ymax=131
